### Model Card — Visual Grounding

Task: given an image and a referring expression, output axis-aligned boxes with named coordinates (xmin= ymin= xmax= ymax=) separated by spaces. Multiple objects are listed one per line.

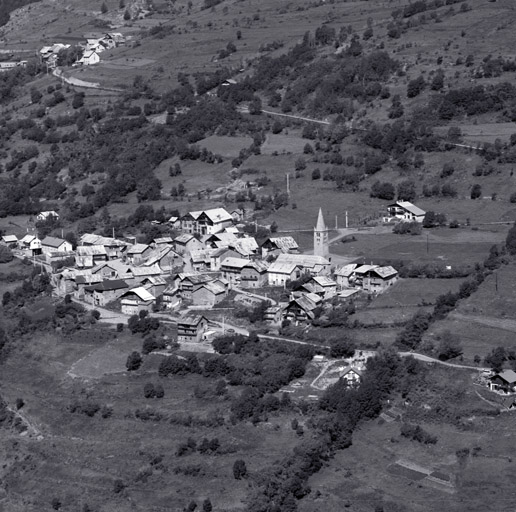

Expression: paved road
xmin=450 ymin=311 xmax=516 ymax=334
xmin=399 ymin=351 xmax=488 ymax=371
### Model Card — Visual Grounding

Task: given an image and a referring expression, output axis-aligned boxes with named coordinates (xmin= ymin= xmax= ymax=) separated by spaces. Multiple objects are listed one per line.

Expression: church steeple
xmin=314 ymin=208 xmax=329 ymax=258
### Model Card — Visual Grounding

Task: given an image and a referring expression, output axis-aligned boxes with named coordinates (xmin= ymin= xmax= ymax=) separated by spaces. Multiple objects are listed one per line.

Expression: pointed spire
xmin=315 ymin=208 xmax=326 ymax=231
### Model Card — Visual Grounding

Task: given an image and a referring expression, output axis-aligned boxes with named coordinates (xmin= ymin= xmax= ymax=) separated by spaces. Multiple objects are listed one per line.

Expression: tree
xmin=248 ymin=96 xmax=262 ymax=115
xmin=329 ymin=336 xmax=356 ymax=358
xmin=388 ymin=94 xmax=403 ymax=119
xmin=407 ymin=76 xmax=426 ymax=98
xmin=311 ymin=168 xmax=321 ymax=180
xmin=436 ymin=331 xmax=463 ymax=361
xmin=0 ymin=245 xmax=14 ymax=263
xmin=470 ymin=184 xmax=482 ymax=199
xmin=202 ymin=499 xmax=213 ymax=512
xmin=30 ymin=87 xmax=42 ymax=104
xmin=295 ymin=157 xmax=306 ymax=171
xmin=123 ymin=8 xmax=131 ymax=20
xmin=233 ymin=459 xmax=247 ymax=479
xmin=100 ymin=1 xmax=108 ymax=14
xmin=506 ymin=222 xmax=516 ymax=255
xmin=271 ymin=120 xmax=283 ymax=134
xmin=144 ymin=382 xmax=156 ymax=398
xmin=397 ymin=180 xmax=416 ymax=201
xmin=423 ymin=211 xmax=436 ymax=228
xmin=430 ymin=69 xmax=445 ymax=91
xmin=119 ymin=0 xmax=125 ymax=7
xmin=126 ymin=351 xmax=142 ymax=371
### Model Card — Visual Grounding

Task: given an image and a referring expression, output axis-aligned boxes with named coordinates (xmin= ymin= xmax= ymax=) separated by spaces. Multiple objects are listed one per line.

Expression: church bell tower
xmin=314 ymin=208 xmax=329 ymax=258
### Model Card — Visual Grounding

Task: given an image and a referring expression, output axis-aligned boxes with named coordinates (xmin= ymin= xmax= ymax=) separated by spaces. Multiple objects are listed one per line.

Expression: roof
xmin=312 ymin=276 xmax=337 ymax=287
xmin=85 ymin=279 xmax=128 ymax=292
xmin=141 ymin=276 xmax=167 ymax=286
xmin=265 ymin=236 xmax=299 ymax=252
xmin=371 ymin=266 xmax=398 ymax=279
xmin=76 ymin=245 xmax=107 ymax=256
xmin=315 ymin=208 xmax=327 ymax=231
xmin=80 ymin=233 xmax=127 ymax=247
xmin=1 ymin=235 xmax=18 ymax=243
xmin=178 ymin=273 xmax=210 ymax=285
xmin=338 ymin=288 xmax=360 ymax=298
xmin=231 ymin=237 xmax=258 ymax=256
xmin=178 ymin=315 xmax=207 ymax=327
xmin=193 ymin=281 xmax=226 ymax=296
xmin=221 ymin=257 xmax=249 ymax=270
xmin=335 ymin=263 xmax=358 ymax=277
xmin=91 ymin=260 xmax=132 ymax=276
xmin=202 ymin=207 xmax=233 ymax=223
xmin=20 ymin=234 xmax=37 ymax=244
xmin=121 ymin=287 xmax=155 ymax=302
xmin=190 ymin=249 xmax=216 ymax=263
xmin=41 ymin=236 xmax=68 ymax=248
xmin=127 ymin=243 xmax=150 ymax=255
xmin=492 ymin=370 xmax=516 ymax=384
xmin=390 ymin=201 xmax=426 ymax=216
xmin=131 ymin=264 xmax=162 ymax=277
xmin=340 ymin=366 xmax=362 ymax=378
xmin=153 ymin=237 xmax=174 ymax=244
xmin=75 ymin=274 xmax=103 ymax=284
xmin=354 ymin=265 xmax=379 ymax=275
xmin=205 ymin=232 xmax=238 ymax=247
xmin=267 ymin=260 xmax=299 ymax=275
xmin=243 ymin=260 xmax=269 ymax=273
xmin=275 ymin=253 xmax=330 ymax=269
xmin=174 ymin=233 xmax=195 ymax=244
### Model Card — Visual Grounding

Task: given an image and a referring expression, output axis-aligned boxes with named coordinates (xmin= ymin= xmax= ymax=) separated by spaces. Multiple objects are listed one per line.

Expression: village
xmin=2 ymin=199 xmax=515 ymax=405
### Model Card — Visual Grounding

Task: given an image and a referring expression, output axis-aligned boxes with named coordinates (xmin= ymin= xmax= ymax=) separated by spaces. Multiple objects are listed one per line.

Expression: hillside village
xmin=1 ymin=204 xmax=404 ymax=342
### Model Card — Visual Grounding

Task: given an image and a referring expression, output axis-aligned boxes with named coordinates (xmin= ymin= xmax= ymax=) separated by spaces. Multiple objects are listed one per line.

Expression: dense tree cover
xmin=0 ymin=0 xmax=40 ymax=28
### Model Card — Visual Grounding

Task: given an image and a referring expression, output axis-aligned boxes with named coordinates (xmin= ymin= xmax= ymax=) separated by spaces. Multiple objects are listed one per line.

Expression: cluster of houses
xmin=39 ymin=32 xmax=126 ymax=68
xmin=1 ymin=206 xmax=402 ymax=343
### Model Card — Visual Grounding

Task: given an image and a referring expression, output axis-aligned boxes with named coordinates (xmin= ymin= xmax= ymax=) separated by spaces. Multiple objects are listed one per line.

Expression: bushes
xmin=392 ymin=221 xmax=421 ymax=235
xmin=400 ymin=423 xmax=437 ymax=444
xmin=126 ymin=351 xmax=142 ymax=371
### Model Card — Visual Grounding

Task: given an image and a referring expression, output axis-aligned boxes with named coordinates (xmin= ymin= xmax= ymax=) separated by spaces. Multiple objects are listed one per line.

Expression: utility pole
xmin=335 ymin=215 xmax=338 ymax=230
xmin=286 ymin=173 xmax=290 ymax=196
xmin=345 ymin=211 xmax=348 ymax=228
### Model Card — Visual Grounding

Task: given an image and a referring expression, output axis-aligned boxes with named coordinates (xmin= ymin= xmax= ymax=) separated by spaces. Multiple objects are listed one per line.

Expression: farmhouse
xmin=267 ymin=260 xmax=300 ymax=286
xmin=177 ymin=315 xmax=209 ymax=342
xmin=284 ymin=293 xmax=322 ymax=323
xmin=19 ymin=234 xmax=42 ymax=255
xmin=83 ymin=279 xmax=129 ymax=306
xmin=352 ymin=265 xmax=398 ymax=292
xmin=36 ymin=210 xmax=59 ymax=222
xmin=204 ymin=232 xmax=238 ymax=249
xmin=162 ymin=285 xmax=181 ymax=309
xmin=175 ymin=273 xmax=212 ymax=299
xmin=91 ymin=260 xmax=133 ymax=281
xmin=140 ymin=276 xmax=167 ymax=298
xmin=1 ymin=234 xmax=18 ymax=247
xmin=264 ymin=305 xmax=284 ymax=324
xmin=340 ymin=366 xmax=362 ymax=386
xmin=120 ymin=287 xmax=155 ymax=315
xmin=274 ymin=253 xmax=331 ymax=277
xmin=41 ymin=236 xmax=73 ymax=255
xmin=78 ymin=49 xmax=101 ymax=66
xmin=334 ymin=264 xmax=358 ymax=289
xmin=489 ymin=370 xmax=516 ymax=394
xmin=141 ymin=246 xmax=182 ymax=272
xmin=230 ymin=237 xmax=259 ymax=258
xmin=302 ymin=275 xmax=338 ymax=299
xmin=79 ymin=234 xmax=128 ymax=259
xmin=386 ymin=201 xmax=426 ymax=223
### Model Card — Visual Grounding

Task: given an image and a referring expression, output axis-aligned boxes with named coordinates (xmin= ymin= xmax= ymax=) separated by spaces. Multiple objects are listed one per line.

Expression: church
xmin=314 ymin=208 xmax=329 ymax=258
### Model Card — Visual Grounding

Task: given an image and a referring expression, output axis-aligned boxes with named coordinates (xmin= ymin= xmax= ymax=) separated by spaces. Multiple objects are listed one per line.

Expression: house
xmin=126 ymin=243 xmax=152 ymax=265
xmin=79 ymin=234 xmax=128 ymax=259
xmin=240 ymin=261 xmax=269 ymax=289
xmin=385 ymin=201 xmax=426 ymax=223
xmin=264 ymin=305 xmax=284 ymax=324
xmin=0 ymin=61 xmax=27 ymax=72
xmin=36 ymin=210 xmax=59 ymax=222
xmin=78 ymin=49 xmax=101 ymax=66
xmin=489 ymin=370 xmax=516 ymax=393
xmin=284 ymin=293 xmax=321 ymax=323
xmin=141 ymin=246 xmax=182 ymax=273
xmin=302 ymin=276 xmax=338 ymax=299
xmin=209 ymin=247 xmax=241 ymax=271
xmin=180 ymin=207 xmax=233 ymax=235
xmin=103 ymin=32 xmax=126 ymax=47
xmin=41 ymin=236 xmax=73 ymax=255
xmin=177 ymin=315 xmax=209 ymax=342
xmin=340 ymin=367 xmax=362 ymax=386
xmin=351 ymin=265 xmax=398 ymax=293
xmin=19 ymin=234 xmax=42 ymax=255
xmin=334 ymin=264 xmax=358 ymax=289
xmin=120 ymin=287 xmax=155 ymax=315
xmin=204 ymin=232 xmax=238 ymax=249
xmin=75 ymin=245 xmax=108 ymax=269
xmin=152 ymin=237 xmax=174 ymax=248
xmin=173 ymin=234 xmax=204 ymax=256
xmin=274 ymin=253 xmax=331 ymax=276
xmin=140 ymin=276 xmax=167 ymax=298
xmin=220 ymin=257 xmax=249 ymax=285
xmin=191 ymin=281 xmax=227 ymax=307
xmin=1 ymin=234 xmax=18 ymax=247
xmin=83 ymin=279 xmax=129 ymax=306
xmin=267 ymin=260 xmax=300 ymax=287
xmin=230 ymin=208 xmax=245 ymax=222
xmin=162 ymin=285 xmax=181 ymax=310
xmin=186 ymin=249 xmax=216 ymax=273
xmin=91 ymin=260 xmax=133 ymax=282
xmin=230 ymin=237 xmax=259 ymax=258
xmin=261 ymin=236 xmax=299 ymax=258
xmin=175 ymin=273 xmax=212 ymax=299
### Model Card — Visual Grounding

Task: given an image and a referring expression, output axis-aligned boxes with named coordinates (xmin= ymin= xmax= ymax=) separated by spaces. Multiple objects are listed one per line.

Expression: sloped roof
xmin=312 ymin=276 xmax=337 ymax=287
xmin=202 ymin=207 xmax=232 ymax=223
xmin=20 ymin=234 xmax=37 ymax=244
xmin=371 ymin=266 xmax=398 ymax=279
xmin=275 ymin=253 xmax=330 ymax=268
xmin=142 ymin=246 xmax=180 ymax=266
xmin=86 ymin=279 xmax=128 ymax=292
xmin=231 ymin=237 xmax=258 ymax=256
xmin=334 ymin=264 xmax=358 ymax=277
xmin=127 ymin=243 xmax=150 ymax=255
xmin=493 ymin=370 xmax=516 ymax=384
xmin=267 ymin=260 xmax=299 ymax=275
xmin=122 ymin=287 xmax=155 ymax=302
xmin=1 ymin=235 xmax=18 ymax=243
xmin=153 ymin=237 xmax=174 ymax=244
xmin=193 ymin=281 xmax=226 ymax=296
xmin=178 ymin=315 xmax=207 ymax=327
xmin=76 ymin=245 xmax=107 ymax=256
xmin=41 ymin=236 xmax=68 ymax=248
xmin=265 ymin=236 xmax=299 ymax=252
xmin=132 ymin=264 xmax=162 ymax=277
xmin=353 ymin=265 xmax=379 ymax=275
xmin=315 ymin=208 xmax=327 ymax=231
xmin=243 ymin=260 xmax=269 ymax=273
xmin=174 ymin=233 xmax=195 ymax=244
xmin=141 ymin=276 xmax=167 ymax=286
xmin=390 ymin=201 xmax=426 ymax=216
xmin=220 ymin=257 xmax=249 ymax=269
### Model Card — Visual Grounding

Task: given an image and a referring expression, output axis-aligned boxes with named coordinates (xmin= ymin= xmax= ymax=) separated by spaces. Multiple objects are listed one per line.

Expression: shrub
xmin=400 ymin=423 xmax=437 ymax=444
xmin=144 ymin=382 xmax=156 ymax=399
xmin=233 ymin=459 xmax=247 ymax=479
xmin=470 ymin=184 xmax=482 ymax=199
xmin=392 ymin=221 xmax=421 ymax=235
xmin=126 ymin=351 xmax=142 ymax=371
